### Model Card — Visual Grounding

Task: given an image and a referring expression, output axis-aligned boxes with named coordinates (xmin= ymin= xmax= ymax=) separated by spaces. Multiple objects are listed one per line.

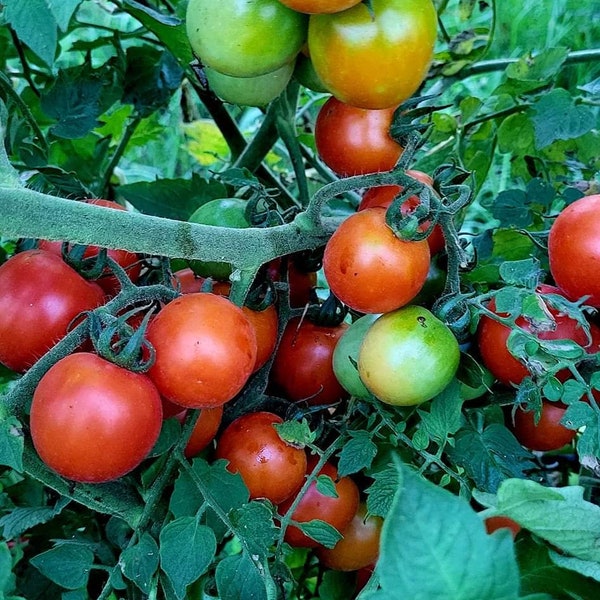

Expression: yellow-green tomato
xmin=205 ymin=61 xmax=295 ymax=107
xmin=358 ymin=305 xmax=459 ymax=406
xmin=186 ymin=0 xmax=308 ymax=77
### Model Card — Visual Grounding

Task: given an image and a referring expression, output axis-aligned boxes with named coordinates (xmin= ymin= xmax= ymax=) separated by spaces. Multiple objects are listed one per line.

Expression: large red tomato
xmin=315 ymin=97 xmax=403 ymax=177
xmin=0 ymin=250 xmax=105 ymax=372
xmin=30 ymin=353 xmax=163 ymax=483
xmin=323 ymin=207 xmax=430 ymax=314
xmin=548 ymin=194 xmax=600 ymax=307
xmin=145 ymin=293 xmax=257 ymax=408
xmin=308 ymin=0 xmax=438 ymax=109
xmin=215 ymin=411 xmax=307 ymax=504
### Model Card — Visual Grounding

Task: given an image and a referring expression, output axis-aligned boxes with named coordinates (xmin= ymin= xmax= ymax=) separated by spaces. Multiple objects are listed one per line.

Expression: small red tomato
xmin=242 ymin=304 xmax=279 ymax=372
xmin=484 ymin=515 xmax=521 ymax=539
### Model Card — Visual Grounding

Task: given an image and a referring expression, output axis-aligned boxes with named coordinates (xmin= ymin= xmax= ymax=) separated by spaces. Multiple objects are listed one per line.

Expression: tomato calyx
xmin=306 ymin=292 xmax=348 ymax=328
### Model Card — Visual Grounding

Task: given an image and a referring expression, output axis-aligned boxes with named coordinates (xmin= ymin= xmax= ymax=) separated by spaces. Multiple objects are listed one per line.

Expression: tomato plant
xmin=278 ymin=0 xmax=363 ymax=14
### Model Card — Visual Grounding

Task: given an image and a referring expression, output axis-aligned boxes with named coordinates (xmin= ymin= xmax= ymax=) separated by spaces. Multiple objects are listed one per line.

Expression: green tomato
xmin=188 ymin=198 xmax=250 ymax=280
xmin=358 ymin=305 xmax=460 ymax=406
xmin=186 ymin=0 xmax=308 ymax=77
xmin=205 ymin=61 xmax=295 ymax=107
xmin=457 ymin=353 xmax=494 ymax=401
xmin=293 ymin=54 xmax=329 ymax=93
xmin=332 ymin=313 xmax=380 ymax=399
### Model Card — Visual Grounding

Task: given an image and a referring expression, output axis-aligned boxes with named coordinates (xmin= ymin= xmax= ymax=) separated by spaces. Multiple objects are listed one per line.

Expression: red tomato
xmin=484 ymin=515 xmax=521 ymax=539
xmin=308 ymin=0 xmax=437 ymax=109
xmin=359 ymin=170 xmax=444 ymax=256
xmin=278 ymin=0 xmax=362 ymax=13
xmin=508 ymin=400 xmax=576 ymax=452
xmin=30 ymin=353 xmax=162 ymax=482
xmin=146 ymin=293 xmax=257 ymax=408
xmin=242 ymin=304 xmax=279 ymax=372
xmin=38 ymin=199 xmax=141 ymax=295
xmin=548 ymin=194 xmax=600 ymax=307
xmin=184 ymin=406 xmax=224 ymax=458
xmin=264 ymin=257 xmax=318 ymax=308
xmin=269 ymin=316 xmax=349 ymax=406
xmin=0 ymin=250 xmax=105 ymax=372
xmin=278 ymin=458 xmax=360 ymax=548
xmin=171 ymin=268 xmax=231 ymax=296
xmin=215 ymin=411 xmax=307 ymax=504
xmin=314 ymin=97 xmax=403 ymax=177
xmin=316 ymin=503 xmax=382 ymax=571
xmin=477 ymin=285 xmax=589 ymax=386
xmin=323 ymin=208 xmax=430 ymax=314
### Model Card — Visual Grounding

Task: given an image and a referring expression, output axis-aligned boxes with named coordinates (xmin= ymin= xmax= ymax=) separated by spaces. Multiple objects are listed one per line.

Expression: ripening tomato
xmin=38 ymin=199 xmax=142 ymax=295
xmin=308 ymin=0 xmax=437 ymax=109
xmin=358 ymin=305 xmax=460 ymax=406
xmin=30 ymin=353 xmax=162 ymax=482
xmin=323 ymin=208 xmax=430 ymax=314
xmin=359 ymin=170 xmax=444 ymax=256
xmin=315 ymin=503 xmax=382 ymax=571
xmin=186 ymin=0 xmax=308 ymax=77
xmin=269 ymin=316 xmax=349 ymax=406
xmin=315 ymin=97 xmax=403 ymax=177
xmin=548 ymin=194 xmax=600 ymax=307
xmin=279 ymin=458 xmax=360 ymax=548
xmin=293 ymin=53 xmax=329 ymax=92
xmin=146 ymin=293 xmax=257 ymax=408
xmin=278 ymin=0 xmax=362 ymax=13
xmin=215 ymin=411 xmax=308 ymax=504
xmin=477 ymin=285 xmax=589 ymax=387
xmin=508 ymin=400 xmax=576 ymax=452
xmin=0 ymin=250 xmax=105 ymax=372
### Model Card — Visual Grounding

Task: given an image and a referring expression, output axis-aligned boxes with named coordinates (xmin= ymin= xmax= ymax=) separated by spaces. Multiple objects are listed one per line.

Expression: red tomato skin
xmin=171 ymin=268 xmax=231 ymax=296
xmin=184 ymin=406 xmax=224 ymax=458
xmin=264 ymin=258 xmax=318 ymax=308
xmin=269 ymin=317 xmax=349 ymax=406
xmin=242 ymin=304 xmax=279 ymax=372
xmin=477 ymin=286 xmax=589 ymax=386
xmin=0 ymin=250 xmax=105 ymax=372
xmin=30 ymin=353 xmax=163 ymax=483
xmin=146 ymin=293 xmax=257 ymax=408
xmin=484 ymin=515 xmax=521 ymax=539
xmin=215 ymin=412 xmax=308 ymax=504
xmin=314 ymin=97 xmax=403 ymax=177
xmin=323 ymin=208 xmax=430 ymax=314
xmin=279 ymin=459 xmax=360 ymax=548
xmin=548 ymin=194 xmax=600 ymax=307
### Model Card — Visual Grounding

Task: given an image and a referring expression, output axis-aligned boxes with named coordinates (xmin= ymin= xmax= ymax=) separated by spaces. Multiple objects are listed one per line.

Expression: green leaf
xmin=0 ymin=542 xmax=12 ymax=592
xmin=366 ymin=464 xmax=400 ymax=518
xmin=121 ymin=533 xmax=160 ymax=594
xmin=377 ymin=460 xmax=520 ymax=599
xmin=549 ymin=552 xmax=600 ymax=583
xmin=337 ymin=431 xmax=377 ymax=477
xmin=0 ymin=496 xmax=69 ymax=540
xmin=315 ymin=475 xmax=339 ymax=499
xmin=497 ymin=113 xmax=535 ymax=154
xmin=505 ymin=48 xmax=569 ymax=82
xmin=49 ymin=0 xmax=82 ymax=31
xmin=531 ymin=88 xmax=595 ymax=149
xmin=418 ymin=379 xmax=464 ymax=445
xmin=0 ymin=416 xmax=24 ymax=472
xmin=215 ymin=552 xmax=268 ymax=600
xmin=229 ymin=502 xmax=277 ymax=562
xmin=296 ymin=520 xmax=343 ymax=549
xmin=273 ymin=418 xmax=315 ymax=447
xmin=499 ymin=259 xmax=543 ymax=288
xmin=492 ymin=189 xmax=533 ymax=228
xmin=159 ymin=517 xmax=216 ymax=599
xmin=30 ymin=543 xmax=94 ymax=590
xmin=318 ymin=569 xmax=357 ymax=600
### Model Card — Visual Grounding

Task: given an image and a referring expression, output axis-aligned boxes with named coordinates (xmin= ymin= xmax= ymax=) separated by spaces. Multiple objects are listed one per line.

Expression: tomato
xmin=188 ymin=198 xmax=250 ymax=280
xmin=215 ymin=411 xmax=307 ymax=504
xmin=332 ymin=314 xmax=380 ymax=399
xmin=205 ymin=60 xmax=295 ymax=107
xmin=242 ymin=303 xmax=279 ymax=372
xmin=358 ymin=305 xmax=460 ymax=406
xmin=484 ymin=515 xmax=521 ymax=539
xmin=314 ymin=97 xmax=403 ymax=177
xmin=146 ymin=293 xmax=257 ymax=408
xmin=30 ymin=353 xmax=162 ymax=483
xmin=278 ymin=458 xmax=360 ymax=548
xmin=269 ymin=316 xmax=349 ymax=406
xmin=184 ymin=406 xmax=224 ymax=458
xmin=186 ymin=0 xmax=308 ymax=78
xmin=359 ymin=170 xmax=445 ymax=256
xmin=38 ymin=199 xmax=141 ymax=295
xmin=477 ymin=285 xmax=589 ymax=387
xmin=293 ymin=53 xmax=329 ymax=92
xmin=507 ymin=400 xmax=576 ymax=452
xmin=278 ymin=0 xmax=362 ymax=14
xmin=0 ymin=250 xmax=105 ymax=372
xmin=323 ymin=208 xmax=430 ymax=314
xmin=264 ymin=256 xmax=318 ymax=308
xmin=315 ymin=503 xmax=382 ymax=571
xmin=171 ymin=268 xmax=232 ymax=296
xmin=548 ymin=194 xmax=600 ymax=307
xmin=308 ymin=0 xmax=438 ymax=109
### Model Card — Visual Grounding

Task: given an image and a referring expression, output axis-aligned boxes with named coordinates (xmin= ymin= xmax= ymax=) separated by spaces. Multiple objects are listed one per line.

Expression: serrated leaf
xmin=215 ymin=552 xmax=268 ymax=600
xmin=159 ymin=518 xmax=216 ymax=599
xmin=0 ymin=496 xmax=69 ymax=540
xmin=229 ymin=502 xmax=277 ymax=562
xmin=0 ymin=416 xmax=24 ymax=472
xmin=418 ymin=379 xmax=464 ymax=445
xmin=366 ymin=465 xmax=400 ymax=518
xmin=273 ymin=419 xmax=315 ymax=447
xmin=30 ymin=543 xmax=94 ymax=590
xmin=315 ymin=475 xmax=339 ymax=499
xmin=505 ymin=48 xmax=569 ymax=82
xmin=548 ymin=552 xmax=600 ymax=582
xmin=121 ymin=533 xmax=159 ymax=594
xmin=49 ymin=0 xmax=82 ymax=31
xmin=499 ymin=259 xmax=543 ymax=288
xmin=497 ymin=113 xmax=535 ymax=155
xmin=337 ymin=432 xmax=377 ymax=477
xmin=296 ymin=520 xmax=343 ymax=549
xmin=492 ymin=189 xmax=532 ymax=228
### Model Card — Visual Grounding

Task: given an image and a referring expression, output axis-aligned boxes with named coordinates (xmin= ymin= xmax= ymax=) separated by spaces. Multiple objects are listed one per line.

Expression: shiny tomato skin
xmin=278 ymin=0 xmax=362 ymax=13
xmin=358 ymin=305 xmax=460 ymax=406
xmin=0 ymin=250 xmax=105 ymax=372
xmin=215 ymin=411 xmax=307 ymax=504
xmin=323 ymin=208 xmax=430 ymax=314
xmin=308 ymin=0 xmax=437 ymax=109
xmin=171 ymin=268 xmax=232 ymax=296
xmin=508 ymin=400 xmax=576 ymax=452
xmin=269 ymin=317 xmax=349 ymax=406
xmin=279 ymin=459 xmax=360 ymax=548
xmin=242 ymin=304 xmax=279 ymax=372
xmin=316 ymin=503 xmax=382 ymax=571
xmin=30 ymin=353 xmax=163 ymax=483
xmin=548 ymin=194 xmax=600 ymax=307
xmin=186 ymin=0 xmax=308 ymax=77
xmin=264 ymin=257 xmax=318 ymax=308
xmin=184 ymin=406 xmax=224 ymax=458
xmin=146 ymin=293 xmax=257 ymax=408
xmin=315 ymin=97 xmax=403 ymax=177
xmin=477 ymin=285 xmax=589 ymax=387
